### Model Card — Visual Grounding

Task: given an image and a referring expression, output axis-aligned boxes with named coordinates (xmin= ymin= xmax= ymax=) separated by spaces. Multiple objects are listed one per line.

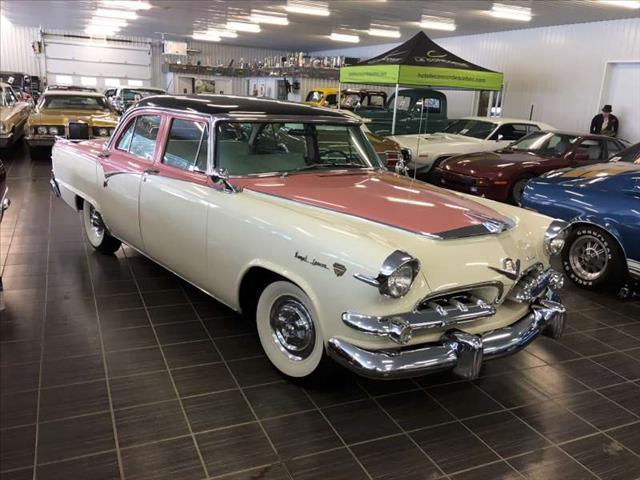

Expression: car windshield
xmin=342 ymin=93 xmax=361 ymax=107
xmin=216 ymin=122 xmax=382 ymax=176
xmin=305 ymin=91 xmax=324 ymax=102
xmin=509 ymin=132 xmax=579 ymax=155
xmin=122 ymin=89 xmax=162 ymax=101
xmin=443 ymin=119 xmax=498 ymax=139
xmin=40 ymin=95 xmax=110 ymax=110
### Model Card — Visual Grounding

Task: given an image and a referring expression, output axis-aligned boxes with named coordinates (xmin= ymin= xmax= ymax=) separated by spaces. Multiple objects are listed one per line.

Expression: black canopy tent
xmin=339 ymin=31 xmax=504 ymax=134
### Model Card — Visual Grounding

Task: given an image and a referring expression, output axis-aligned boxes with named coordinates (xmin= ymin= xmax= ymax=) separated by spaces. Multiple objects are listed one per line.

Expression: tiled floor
xmin=1 ymin=144 xmax=640 ymax=480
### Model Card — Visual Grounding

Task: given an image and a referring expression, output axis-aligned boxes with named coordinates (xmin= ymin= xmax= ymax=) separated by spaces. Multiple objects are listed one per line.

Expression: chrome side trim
xmin=328 ymin=292 xmax=566 ymax=380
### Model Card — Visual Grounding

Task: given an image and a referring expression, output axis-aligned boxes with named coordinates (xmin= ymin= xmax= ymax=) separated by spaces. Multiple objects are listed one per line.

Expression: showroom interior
xmin=1 ymin=0 xmax=640 ymax=479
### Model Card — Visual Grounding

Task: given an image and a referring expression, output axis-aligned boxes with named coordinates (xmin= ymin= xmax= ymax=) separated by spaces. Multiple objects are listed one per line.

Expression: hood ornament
xmin=464 ymin=212 xmax=514 ymax=234
xmin=489 ymin=258 xmax=521 ymax=281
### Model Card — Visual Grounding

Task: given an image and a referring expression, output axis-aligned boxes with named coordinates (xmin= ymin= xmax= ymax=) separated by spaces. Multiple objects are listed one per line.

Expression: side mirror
xmin=395 ymin=157 xmax=409 ymax=176
xmin=212 ymin=168 xmax=241 ymax=193
xmin=497 ymin=134 xmax=504 ymax=141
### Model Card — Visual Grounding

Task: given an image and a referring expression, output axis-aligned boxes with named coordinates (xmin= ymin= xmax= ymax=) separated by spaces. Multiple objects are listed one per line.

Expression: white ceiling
xmin=2 ymin=0 xmax=639 ymax=50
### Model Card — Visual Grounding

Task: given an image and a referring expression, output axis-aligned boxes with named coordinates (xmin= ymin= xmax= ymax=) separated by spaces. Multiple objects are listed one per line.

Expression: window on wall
xmin=80 ymin=77 xmax=96 ymax=87
xmin=55 ymin=75 xmax=73 ymax=85
xmin=105 ymin=78 xmax=121 ymax=87
xmin=128 ymin=79 xmax=143 ymax=87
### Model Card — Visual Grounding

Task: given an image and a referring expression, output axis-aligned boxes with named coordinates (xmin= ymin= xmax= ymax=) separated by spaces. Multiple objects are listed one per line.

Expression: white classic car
xmin=50 ymin=95 xmax=567 ymax=380
xmin=389 ymin=116 xmax=555 ymax=174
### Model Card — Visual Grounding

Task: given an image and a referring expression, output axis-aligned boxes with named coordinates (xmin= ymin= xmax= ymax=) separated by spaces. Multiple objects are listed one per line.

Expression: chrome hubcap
xmin=88 ymin=206 xmax=105 ymax=242
xmin=269 ymin=296 xmax=315 ymax=361
xmin=569 ymin=235 xmax=608 ymax=281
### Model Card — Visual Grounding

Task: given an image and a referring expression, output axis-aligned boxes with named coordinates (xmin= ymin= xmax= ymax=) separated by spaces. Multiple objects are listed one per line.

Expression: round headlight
xmin=98 ymin=128 xmax=108 ymax=136
xmin=544 ymin=219 xmax=569 ymax=256
xmin=37 ymin=126 xmax=48 ymax=135
xmin=386 ymin=263 xmax=416 ymax=298
xmin=49 ymin=126 xmax=59 ymax=135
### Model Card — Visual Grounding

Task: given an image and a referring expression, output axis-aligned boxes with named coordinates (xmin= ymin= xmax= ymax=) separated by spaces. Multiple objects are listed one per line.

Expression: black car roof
xmin=136 ymin=94 xmax=350 ymax=118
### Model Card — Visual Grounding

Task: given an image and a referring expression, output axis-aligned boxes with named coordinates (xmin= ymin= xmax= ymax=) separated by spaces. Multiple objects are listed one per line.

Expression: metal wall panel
xmin=0 ymin=24 xmax=41 ymax=76
xmin=312 ymin=18 xmax=640 ymax=133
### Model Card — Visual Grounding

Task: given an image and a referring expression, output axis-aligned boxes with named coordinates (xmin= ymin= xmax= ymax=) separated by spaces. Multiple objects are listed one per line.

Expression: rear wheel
xmin=562 ymin=226 xmax=626 ymax=290
xmin=82 ymin=202 xmax=121 ymax=255
xmin=256 ymin=281 xmax=325 ymax=378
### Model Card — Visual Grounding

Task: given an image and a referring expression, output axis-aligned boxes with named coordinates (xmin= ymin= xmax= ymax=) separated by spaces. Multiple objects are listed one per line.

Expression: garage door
xmin=43 ymin=34 xmax=151 ymax=91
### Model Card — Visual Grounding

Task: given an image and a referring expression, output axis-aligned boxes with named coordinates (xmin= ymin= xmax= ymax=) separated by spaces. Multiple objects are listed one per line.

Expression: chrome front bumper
xmin=327 ymin=292 xmax=565 ymax=380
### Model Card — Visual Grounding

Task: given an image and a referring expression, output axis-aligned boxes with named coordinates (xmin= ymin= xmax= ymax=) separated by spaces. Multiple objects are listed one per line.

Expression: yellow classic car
xmin=0 ymin=82 xmax=31 ymax=148
xmin=26 ymin=90 xmax=119 ymax=154
xmin=305 ymin=87 xmax=339 ymax=107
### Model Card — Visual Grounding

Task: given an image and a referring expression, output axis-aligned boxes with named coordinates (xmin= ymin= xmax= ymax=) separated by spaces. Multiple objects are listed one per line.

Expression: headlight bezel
xmin=48 ymin=126 xmax=59 ymax=135
xmin=36 ymin=125 xmax=48 ymax=135
xmin=355 ymin=250 xmax=421 ymax=299
xmin=544 ymin=219 xmax=569 ymax=256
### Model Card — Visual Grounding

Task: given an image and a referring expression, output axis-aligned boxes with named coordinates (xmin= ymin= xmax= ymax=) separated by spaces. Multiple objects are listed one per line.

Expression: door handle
xmin=143 ymin=169 xmax=160 ymax=175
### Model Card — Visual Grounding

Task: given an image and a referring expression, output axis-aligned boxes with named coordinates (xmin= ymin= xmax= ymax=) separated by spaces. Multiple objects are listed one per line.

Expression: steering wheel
xmin=319 ymin=149 xmax=350 ymax=162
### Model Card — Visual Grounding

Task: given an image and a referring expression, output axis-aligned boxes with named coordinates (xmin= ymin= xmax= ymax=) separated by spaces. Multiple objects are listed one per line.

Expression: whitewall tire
xmin=82 ymin=202 xmax=122 ymax=255
xmin=256 ymin=281 xmax=324 ymax=378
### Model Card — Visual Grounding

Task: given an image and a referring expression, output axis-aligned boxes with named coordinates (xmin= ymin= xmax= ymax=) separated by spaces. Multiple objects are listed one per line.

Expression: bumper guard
xmin=328 ymin=290 xmax=565 ymax=380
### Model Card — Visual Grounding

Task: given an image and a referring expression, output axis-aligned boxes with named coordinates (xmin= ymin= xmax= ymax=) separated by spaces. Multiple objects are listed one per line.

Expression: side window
xmin=116 ymin=119 xmax=136 ymax=151
xmin=493 ymin=123 xmax=529 ymax=141
xmin=163 ymin=119 xmax=209 ymax=172
xmin=607 ymin=140 xmax=623 ymax=158
xmin=526 ymin=124 xmax=540 ymax=134
xmin=576 ymin=139 xmax=605 ymax=160
xmin=129 ymin=115 xmax=161 ymax=160
xmin=324 ymin=94 xmax=337 ymax=106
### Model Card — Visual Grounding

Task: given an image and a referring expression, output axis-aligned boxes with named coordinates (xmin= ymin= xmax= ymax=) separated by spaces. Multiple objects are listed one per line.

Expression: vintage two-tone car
xmin=0 ymin=158 xmax=9 ymax=311
xmin=109 ymin=86 xmax=166 ymax=114
xmin=26 ymin=89 xmax=119 ymax=155
xmin=433 ymin=131 xmax=628 ymax=205
xmin=50 ymin=94 xmax=567 ymax=380
xmin=522 ymin=144 xmax=640 ymax=291
xmin=0 ymin=82 xmax=31 ymax=148
xmin=392 ymin=117 xmax=555 ymax=176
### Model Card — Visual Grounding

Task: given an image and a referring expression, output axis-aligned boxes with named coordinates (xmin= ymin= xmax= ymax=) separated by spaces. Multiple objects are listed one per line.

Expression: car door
xmin=99 ymin=112 xmax=162 ymax=249
xmin=138 ymin=113 xmax=211 ymax=287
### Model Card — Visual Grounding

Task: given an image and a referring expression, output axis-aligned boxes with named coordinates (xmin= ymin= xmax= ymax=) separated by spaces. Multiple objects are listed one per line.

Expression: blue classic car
xmin=521 ymin=143 xmax=640 ymax=290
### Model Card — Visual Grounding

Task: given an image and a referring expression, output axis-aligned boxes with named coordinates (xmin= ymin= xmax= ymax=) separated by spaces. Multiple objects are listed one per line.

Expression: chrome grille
xmin=414 ymin=292 xmax=496 ymax=330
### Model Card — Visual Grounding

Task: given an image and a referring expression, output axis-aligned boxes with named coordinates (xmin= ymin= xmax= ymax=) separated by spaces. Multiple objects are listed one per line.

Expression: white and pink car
xmin=50 ymin=95 xmax=567 ymax=380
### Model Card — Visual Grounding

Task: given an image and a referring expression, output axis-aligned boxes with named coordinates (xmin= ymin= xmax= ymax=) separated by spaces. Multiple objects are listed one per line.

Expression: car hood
xmin=442 ymin=150 xmax=548 ymax=176
xmin=30 ymin=109 xmax=119 ymax=126
xmin=390 ymin=132 xmax=484 ymax=150
xmin=540 ymin=162 xmax=640 ymax=186
xmin=237 ymin=170 xmax=514 ymax=239
xmin=1 ymin=104 xmax=27 ymax=123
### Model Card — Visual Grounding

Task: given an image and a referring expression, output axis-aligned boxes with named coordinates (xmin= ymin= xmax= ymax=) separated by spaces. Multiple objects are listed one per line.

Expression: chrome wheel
xmin=569 ymin=234 xmax=608 ymax=281
xmin=269 ymin=295 xmax=316 ymax=361
xmin=87 ymin=205 xmax=105 ymax=245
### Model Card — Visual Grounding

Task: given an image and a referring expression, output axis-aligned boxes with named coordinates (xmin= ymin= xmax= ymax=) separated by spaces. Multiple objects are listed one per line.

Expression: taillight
xmin=385 ymin=151 xmax=400 ymax=169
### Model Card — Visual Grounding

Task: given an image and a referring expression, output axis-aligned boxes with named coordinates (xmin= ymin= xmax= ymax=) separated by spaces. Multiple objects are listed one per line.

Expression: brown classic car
xmin=433 ymin=131 xmax=627 ymax=205
xmin=0 ymin=82 xmax=31 ymax=148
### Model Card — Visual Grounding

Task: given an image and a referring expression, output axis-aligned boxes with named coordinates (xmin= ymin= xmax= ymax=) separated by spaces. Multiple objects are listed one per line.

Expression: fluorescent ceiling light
xmin=251 ymin=10 xmax=289 ymax=25
xmin=330 ymin=32 xmax=359 ymax=43
xmin=226 ymin=21 xmax=261 ymax=32
xmin=419 ymin=15 xmax=456 ymax=31
xmin=490 ymin=3 xmax=532 ymax=21
xmin=207 ymin=29 xmax=238 ymax=38
xmin=368 ymin=24 xmax=401 ymax=38
xmin=94 ymin=8 xmax=138 ymax=20
xmin=285 ymin=1 xmax=330 ymax=16
xmin=89 ymin=17 xmax=127 ymax=27
xmin=192 ymin=32 xmax=221 ymax=42
xmin=101 ymin=0 xmax=151 ymax=10
xmin=85 ymin=25 xmax=120 ymax=35
xmin=598 ymin=0 xmax=640 ymax=8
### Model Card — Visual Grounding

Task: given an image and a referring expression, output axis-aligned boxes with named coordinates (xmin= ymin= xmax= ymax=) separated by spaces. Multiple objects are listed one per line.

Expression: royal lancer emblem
xmin=488 ymin=258 xmax=521 ymax=281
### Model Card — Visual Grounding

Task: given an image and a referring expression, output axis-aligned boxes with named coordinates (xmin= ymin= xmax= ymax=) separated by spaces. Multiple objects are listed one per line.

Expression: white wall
xmin=0 ymin=23 xmax=41 ymax=76
xmin=313 ymin=19 xmax=640 ymax=139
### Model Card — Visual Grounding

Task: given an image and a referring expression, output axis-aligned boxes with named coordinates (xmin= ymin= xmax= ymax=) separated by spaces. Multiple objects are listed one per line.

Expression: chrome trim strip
xmin=328 ymin=292 xmax=566 ymax=380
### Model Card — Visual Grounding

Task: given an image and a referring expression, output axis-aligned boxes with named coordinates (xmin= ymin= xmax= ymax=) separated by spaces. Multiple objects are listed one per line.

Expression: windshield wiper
xmin=282 ymin=163 xmax=367 ymax=176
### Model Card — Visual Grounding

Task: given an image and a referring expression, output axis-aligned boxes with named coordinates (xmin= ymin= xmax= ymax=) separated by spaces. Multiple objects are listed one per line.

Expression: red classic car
xmin=432 ymin=131 xmax=627 ymax=205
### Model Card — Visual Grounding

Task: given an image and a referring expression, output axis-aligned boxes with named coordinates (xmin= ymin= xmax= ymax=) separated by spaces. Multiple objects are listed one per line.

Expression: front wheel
xmin=510 ymin=177 xmax=533 ymax=206
xmin=82 ymin=202 xmax=122 ymax=255
xmin=561 ymin=226 xmax=626 ymax=290
xmin=256 ymin=281 xmax=325 ymax=378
